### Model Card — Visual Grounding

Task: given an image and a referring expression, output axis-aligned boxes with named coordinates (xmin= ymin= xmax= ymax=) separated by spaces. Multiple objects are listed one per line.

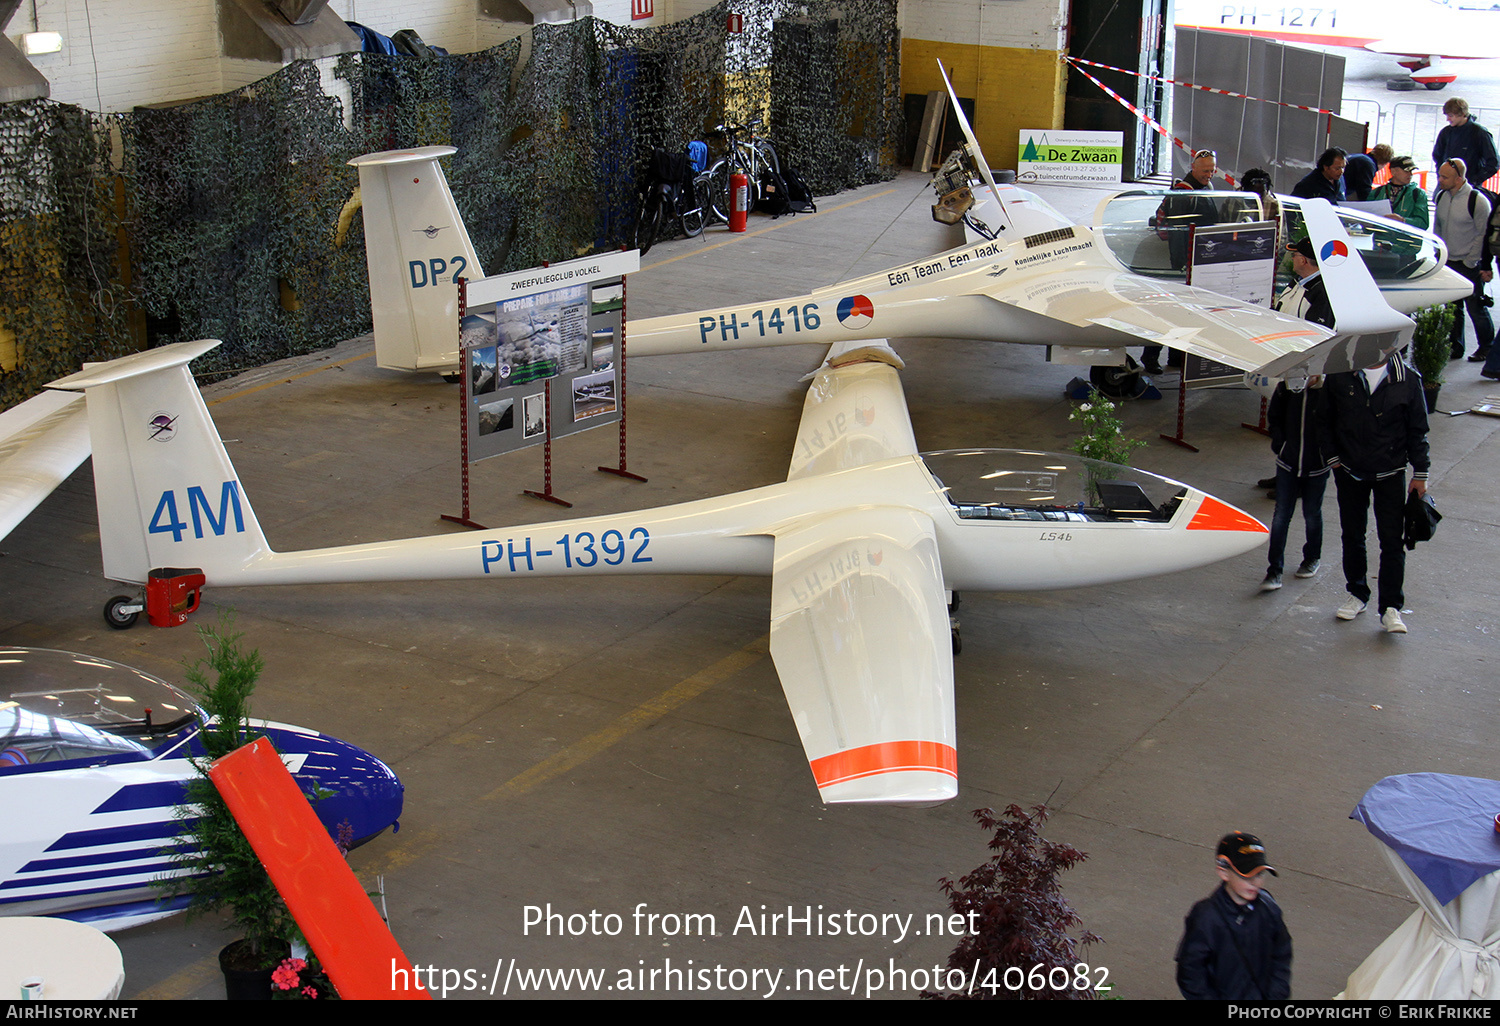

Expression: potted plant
xmin=921 ymin=805 xmax=1103 ymax=1000
xmin=163 ymin=616 xmax=297 ymax=999
xmin=1409 ymin=303 xmax=1455 ymax=412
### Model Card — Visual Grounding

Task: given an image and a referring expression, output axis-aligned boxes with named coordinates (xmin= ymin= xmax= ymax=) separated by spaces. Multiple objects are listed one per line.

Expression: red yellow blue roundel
xmin=837 ymin=294 xmax=874 ymax=329
xmin=1319 ymin=240 xmax=1348 ymax=267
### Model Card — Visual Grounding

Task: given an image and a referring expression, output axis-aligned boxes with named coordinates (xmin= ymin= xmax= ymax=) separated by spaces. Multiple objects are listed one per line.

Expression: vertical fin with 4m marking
xmin=48 ymin=341 xmax=270 ymax=585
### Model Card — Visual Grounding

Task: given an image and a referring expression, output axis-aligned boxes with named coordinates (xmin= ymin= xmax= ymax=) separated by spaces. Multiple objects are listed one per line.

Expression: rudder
xmin=49 ymin=340 xmax=271 ymax=585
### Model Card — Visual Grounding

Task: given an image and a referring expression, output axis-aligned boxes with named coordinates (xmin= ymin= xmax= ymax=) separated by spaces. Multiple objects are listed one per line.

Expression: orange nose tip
xmin=1186 ymin=495 xmax=1268 ymax=534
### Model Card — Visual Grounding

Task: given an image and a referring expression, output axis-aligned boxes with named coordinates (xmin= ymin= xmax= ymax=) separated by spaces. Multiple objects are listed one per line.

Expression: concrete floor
xmin=3 ymin=172 xmax=1498 ymax=1000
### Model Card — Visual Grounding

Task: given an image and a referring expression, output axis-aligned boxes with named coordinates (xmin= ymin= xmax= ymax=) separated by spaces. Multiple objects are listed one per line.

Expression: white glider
xmin=47 ymin=338 xmax=1267 ymax=806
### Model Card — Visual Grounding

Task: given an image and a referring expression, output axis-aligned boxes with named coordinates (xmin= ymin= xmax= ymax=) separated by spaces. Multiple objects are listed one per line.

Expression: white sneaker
xmin=1382 ymin=609 xmax=1408 ymax=634
xmin=1337 ymin=596 xmax=1367 ymax=620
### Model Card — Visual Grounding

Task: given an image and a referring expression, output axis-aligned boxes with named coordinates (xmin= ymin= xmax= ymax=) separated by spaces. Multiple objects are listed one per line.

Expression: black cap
xmin=1217 ymin=831 xmax=1278 ymax=877
xmin=1287 ymin=236 xmax=1317 ymax=262
xmin=1389 ymin=155 xmax=1417 ymax=172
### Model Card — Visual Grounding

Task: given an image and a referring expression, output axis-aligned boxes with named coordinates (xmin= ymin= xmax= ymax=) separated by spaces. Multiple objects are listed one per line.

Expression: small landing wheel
xmin=441 ymin=372 xmax=462 ymax=384
xmin=951 ymin=626 xmax=962 ymax=656
xmin=1424 ymin=81 xmax=1448 ymax=91
xmin=104 ymin=595 xmax=140 ymax=630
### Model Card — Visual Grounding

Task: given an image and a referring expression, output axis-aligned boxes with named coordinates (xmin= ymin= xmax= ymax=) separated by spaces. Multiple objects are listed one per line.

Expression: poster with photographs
xmin=462 ymin=255 xmax=634 ymax=462
xmin=523 ymin=393 xmax=547 ymax=438
xmin=1185 ymin=222 xmax=1278 ymax=388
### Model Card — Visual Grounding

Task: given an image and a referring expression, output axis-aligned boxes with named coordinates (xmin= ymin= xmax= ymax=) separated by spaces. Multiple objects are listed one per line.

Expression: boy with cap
xmin=1175 ymin=831 xmax=1293 ymax=1000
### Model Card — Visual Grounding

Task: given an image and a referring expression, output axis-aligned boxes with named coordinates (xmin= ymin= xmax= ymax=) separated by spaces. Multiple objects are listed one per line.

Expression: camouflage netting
xmin=0 ymin=100 xmax=133 ymax=402
xmin=0 ymin=0 xmax=901 ymax=407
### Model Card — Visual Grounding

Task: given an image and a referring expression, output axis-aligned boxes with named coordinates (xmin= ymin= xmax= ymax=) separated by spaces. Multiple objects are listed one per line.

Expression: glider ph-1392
xmin=22 ymin=198 xmax=1411 ymax=808
xmin=38 ymin=330 xmax=1276 ymax=807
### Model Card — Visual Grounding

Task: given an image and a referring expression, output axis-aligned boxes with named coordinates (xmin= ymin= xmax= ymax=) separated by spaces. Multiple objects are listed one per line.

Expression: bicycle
xmin=634 ymin=147 xmax=711 ymax=256
xmin=703 ymin=120 xmax=781 ymax=224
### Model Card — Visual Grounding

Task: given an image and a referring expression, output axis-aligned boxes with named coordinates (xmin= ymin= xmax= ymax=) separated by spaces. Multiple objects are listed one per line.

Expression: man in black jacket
xmin=1319 ymin=354 xmax=1431 ymax=633
xmin=1176 ymin=832 xmax=1292 ymax=1000
xmin=1291 ymin=148 xmax=1347 ymax=204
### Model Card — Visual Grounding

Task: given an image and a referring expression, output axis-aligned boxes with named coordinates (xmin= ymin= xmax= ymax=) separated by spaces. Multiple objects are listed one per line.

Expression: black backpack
xmin=756 ymin=167 xmax=791 ymax=217
xmin=782 ymin=168 xmax=817 ymax=214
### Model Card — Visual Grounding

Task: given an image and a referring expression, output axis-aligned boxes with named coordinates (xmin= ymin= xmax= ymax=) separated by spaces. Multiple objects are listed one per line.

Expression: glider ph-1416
xmin=341 ymin=62 xmax=1463 ymax=381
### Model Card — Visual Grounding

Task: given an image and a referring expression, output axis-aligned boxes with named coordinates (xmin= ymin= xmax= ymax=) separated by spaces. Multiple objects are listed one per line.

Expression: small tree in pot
xmin=163 ymin=616 xmax=295 ymax=993
xmin=1409 ymin=304 xmax=1455 ymax=412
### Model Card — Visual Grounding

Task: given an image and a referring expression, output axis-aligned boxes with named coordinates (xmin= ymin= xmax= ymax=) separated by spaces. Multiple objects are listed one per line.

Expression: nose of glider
xmin=260 ymin=723 xmax=405 ymax=847
xmin=1183 ymin=492 xmax=1268 ymax=559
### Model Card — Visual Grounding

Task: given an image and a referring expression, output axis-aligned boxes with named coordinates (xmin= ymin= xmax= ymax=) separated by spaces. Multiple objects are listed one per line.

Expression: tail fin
xmin=1297 ymin=198 xmax=1416 ymax=335
xmin=348 ymin=146 xmax=483 ymax=373
xmin=48 ymin=341 xmax=271 ymax=585
xmin=1248 ymin=199 xmax=1416 ymax=393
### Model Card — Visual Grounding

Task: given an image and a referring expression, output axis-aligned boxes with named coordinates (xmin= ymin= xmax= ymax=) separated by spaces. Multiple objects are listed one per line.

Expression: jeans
xmin=1267 ymin=468 xmax=1326 ymax=574
xmin=1447 ymin=261 xmax=1495 ymax=357
xmin=1334 ymin=468 xmax=1408 ymax=613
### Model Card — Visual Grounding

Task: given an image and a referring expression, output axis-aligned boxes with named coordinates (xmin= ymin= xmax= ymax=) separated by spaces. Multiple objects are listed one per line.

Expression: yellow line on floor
xmin=482 ymin=634 xmax=771 ymax=802
xmin=639 ymin=188 xmax=899 ymax=272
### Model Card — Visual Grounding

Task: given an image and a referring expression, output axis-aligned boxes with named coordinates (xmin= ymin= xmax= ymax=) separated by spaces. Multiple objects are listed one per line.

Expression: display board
xmin=1184 ymin=221 xmax=1278 ymax=388
xmin=461 ymin=251 xmax=639 ymax=461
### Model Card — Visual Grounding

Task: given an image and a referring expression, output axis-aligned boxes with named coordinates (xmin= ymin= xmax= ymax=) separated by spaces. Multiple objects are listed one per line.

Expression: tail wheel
xmin=104 ymin=595 xmax=140 ymax=630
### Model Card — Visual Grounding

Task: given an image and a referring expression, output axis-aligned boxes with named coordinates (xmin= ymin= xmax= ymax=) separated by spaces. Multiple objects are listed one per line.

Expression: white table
xmin=0 ymin=917 xmax=124 ymax=1000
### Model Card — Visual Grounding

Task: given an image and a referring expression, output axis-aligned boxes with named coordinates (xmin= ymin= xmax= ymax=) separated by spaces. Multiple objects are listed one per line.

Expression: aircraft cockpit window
xmin=1093 ymin=190 xmax=1266 ymax=281
xmin=1279 ymin=200 xmax=1443 ymax=287
xmin=921 ymin=449 xmax=1188 ymax=524
xmin=0 ymin=648 xmax=202 ymax=769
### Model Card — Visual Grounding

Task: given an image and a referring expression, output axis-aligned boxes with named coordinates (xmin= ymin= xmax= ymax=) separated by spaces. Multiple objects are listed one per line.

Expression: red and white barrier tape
xmin=1064 ymin=56 xmax=1337 ymax=116
xmin=1066 ymin=60 xmax=1240 ymax=187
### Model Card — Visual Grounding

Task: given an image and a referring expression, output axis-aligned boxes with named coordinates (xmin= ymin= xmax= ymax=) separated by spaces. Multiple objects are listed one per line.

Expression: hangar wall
xmin=899 ymin=0 xmax=1068 ymax=172
xmin=5 ymin=0 xmax=726 ymax=111
xmin=0 ymin=0 xmax=902 ymax=407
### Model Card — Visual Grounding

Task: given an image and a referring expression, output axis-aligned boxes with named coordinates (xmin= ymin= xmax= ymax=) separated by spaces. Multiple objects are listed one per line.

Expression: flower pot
xmin=1424 ymin=383 xmax=1441 ymax=414
xmin=220 ymin=940 xmax=283 ymax=1000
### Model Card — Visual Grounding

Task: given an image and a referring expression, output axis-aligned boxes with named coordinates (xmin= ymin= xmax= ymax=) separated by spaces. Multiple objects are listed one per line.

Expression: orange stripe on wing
xmin=1187 ymin=496 xmax=1268 ymax=534
xmin=810 ymin=740 xmax=958 ymax=788
xmin=1249 ymin=330 xmax=1324 ymax=345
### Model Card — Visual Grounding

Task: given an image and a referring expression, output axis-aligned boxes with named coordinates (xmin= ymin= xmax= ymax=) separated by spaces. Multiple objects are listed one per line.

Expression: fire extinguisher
xmin=729 ymin=170 xmax=750 ymax=232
